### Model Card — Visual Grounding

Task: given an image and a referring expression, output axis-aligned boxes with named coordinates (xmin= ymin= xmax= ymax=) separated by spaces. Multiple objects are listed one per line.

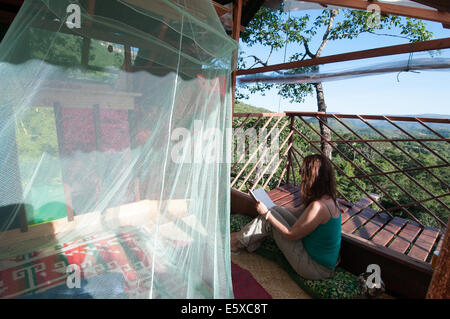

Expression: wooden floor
xmin=267 ymin=184 xmax=443 ymax=265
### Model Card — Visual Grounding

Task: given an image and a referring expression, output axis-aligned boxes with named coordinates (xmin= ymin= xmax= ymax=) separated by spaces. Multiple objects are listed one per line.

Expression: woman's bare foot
xmin=230 ymin=232 xmax=244 ymax=252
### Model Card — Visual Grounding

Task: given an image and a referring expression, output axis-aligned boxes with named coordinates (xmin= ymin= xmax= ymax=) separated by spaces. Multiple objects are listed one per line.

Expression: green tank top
xmin=302 ymin=201 xmax=341 ymax=270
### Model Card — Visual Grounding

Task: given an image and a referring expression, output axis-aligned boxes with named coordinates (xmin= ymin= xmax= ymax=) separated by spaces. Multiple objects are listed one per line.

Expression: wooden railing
xmin=232 ymin=112 xmax=450 ymax=231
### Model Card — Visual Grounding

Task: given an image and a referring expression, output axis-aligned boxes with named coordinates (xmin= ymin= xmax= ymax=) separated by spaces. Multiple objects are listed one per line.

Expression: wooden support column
xmin=92 ymin=104 xmax=102 ymax=150
xmin=81 ymin=0 xmax=96 ymax=68
xmin=53 ymin=102 xmax=74 ymax=222
xmin=426 ymin=222 xmax=450 ymax=298
xmin=286 ymin=115 xmax=295 ymax=185
xmin=231 ymin=0 xmax=243 ymax=114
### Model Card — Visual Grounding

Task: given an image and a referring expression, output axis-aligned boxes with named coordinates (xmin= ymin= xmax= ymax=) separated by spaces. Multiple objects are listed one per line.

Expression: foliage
xmin=24 ymin=27 xmax=124 ymax=83
xmin=234 ymin=101 xmax=271 ymax=113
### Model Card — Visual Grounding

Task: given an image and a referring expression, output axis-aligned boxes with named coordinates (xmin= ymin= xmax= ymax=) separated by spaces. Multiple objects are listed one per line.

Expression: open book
xmin=249 ymin=188 xmax=276 ymax=210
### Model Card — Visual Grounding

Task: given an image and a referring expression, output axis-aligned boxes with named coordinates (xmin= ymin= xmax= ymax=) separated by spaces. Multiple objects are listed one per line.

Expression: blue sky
xmin=236 ymin=10 xmax=450 ymax=116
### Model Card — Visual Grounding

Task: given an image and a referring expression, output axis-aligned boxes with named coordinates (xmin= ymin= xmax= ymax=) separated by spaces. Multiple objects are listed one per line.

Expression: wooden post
xmin=127 ymin=109 xmax=140 ymax=202
xmin=93 ymin=104 xmax=102 ymax=150
xmin=81 ymin=0 xmax=96 ymax=68
xmin=286 ymin=115 xmax=295 ymax=185
xmin=426 ymin=222 xmax=450 ymax=298
xmin=53 ymin=102 xmax=74 ymax=221
xmin=231 ymin=0 xmax=243 ymax=114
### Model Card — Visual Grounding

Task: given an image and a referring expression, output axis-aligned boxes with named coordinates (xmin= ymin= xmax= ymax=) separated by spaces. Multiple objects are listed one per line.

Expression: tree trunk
xmin=314 ymin=82 xmax=332 ymax=159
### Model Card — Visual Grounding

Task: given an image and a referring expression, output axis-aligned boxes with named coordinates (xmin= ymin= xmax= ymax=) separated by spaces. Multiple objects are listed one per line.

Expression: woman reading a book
xmin=230 ymin=154 xmax=342 ymax=280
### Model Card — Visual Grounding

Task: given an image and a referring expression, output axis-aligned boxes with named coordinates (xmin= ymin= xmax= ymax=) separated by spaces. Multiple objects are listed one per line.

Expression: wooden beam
xmin=411 ymin=0 xmax=450 ymax=12
xmin=237 ymin=37 xmax=450 ymax=75
xmin=231 ymin=0 xmax=243 ymax=113
xmin=297 ymin=0 xmax=450 ymax=25
xmin=212 ymin=1 xmax=230 ymax=17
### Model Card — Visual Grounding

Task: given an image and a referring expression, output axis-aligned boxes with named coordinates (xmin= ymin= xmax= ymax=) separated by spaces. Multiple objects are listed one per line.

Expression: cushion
xmin=230 ymin=214 xmax=365 ymax=299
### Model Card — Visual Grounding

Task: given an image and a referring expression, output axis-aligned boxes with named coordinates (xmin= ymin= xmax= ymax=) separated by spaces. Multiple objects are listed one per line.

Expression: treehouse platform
xmin=231 ymin=185 xmax=443 ymax=298
xmin=230 ymin=111 xmax=449 ymax=299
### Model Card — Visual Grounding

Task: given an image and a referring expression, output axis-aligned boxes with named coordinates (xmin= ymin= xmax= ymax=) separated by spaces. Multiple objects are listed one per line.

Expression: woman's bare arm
xmin=256 ymin=200 xmax=325 ymax=241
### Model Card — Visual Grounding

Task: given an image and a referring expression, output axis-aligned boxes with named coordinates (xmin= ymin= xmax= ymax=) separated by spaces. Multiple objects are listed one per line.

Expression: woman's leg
xmin=270 ymin=206 xmax=298 ymax=226
xmin=233 ymin=206 xmax=332 ymax=280
xmin=272 ymin=231 xmax=333 ymax=280
xmin=234 ymin=206 xmax=293 ymax=252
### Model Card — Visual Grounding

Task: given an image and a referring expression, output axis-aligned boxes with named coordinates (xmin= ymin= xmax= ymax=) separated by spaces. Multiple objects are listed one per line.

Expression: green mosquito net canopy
xmin=0 ymin=0 xmax=237 ymax=298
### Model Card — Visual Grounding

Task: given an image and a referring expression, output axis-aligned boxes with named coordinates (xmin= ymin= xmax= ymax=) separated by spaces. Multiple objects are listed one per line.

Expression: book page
xmin=249 ymin=188 xmax=276 ymax=209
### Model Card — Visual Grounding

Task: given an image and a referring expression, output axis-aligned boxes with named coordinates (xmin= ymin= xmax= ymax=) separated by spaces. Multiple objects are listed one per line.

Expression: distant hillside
xmin=234 ymin=102 xmax=271 ymax=114
xmin=320 ymin=113 xmax=450 ymax=138
xmin=233 ymin=105 xmax=450 ymax=138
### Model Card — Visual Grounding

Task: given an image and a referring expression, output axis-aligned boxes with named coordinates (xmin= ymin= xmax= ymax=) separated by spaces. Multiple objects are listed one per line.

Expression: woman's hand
xmin=255 ymin=200 xmax=269 ymax=217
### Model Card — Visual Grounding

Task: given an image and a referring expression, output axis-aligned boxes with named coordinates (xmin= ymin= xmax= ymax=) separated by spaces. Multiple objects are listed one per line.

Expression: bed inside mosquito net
xmin=0 ymin=0 xmax=237 ymax=299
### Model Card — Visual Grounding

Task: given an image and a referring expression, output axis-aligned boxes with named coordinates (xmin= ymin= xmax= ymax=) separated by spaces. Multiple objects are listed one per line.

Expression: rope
xmin=396 ymin=41 xmax=420 ymax=82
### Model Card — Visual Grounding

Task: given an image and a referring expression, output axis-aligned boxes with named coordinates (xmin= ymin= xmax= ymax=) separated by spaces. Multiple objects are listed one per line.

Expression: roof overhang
xmin=284 ymin=1 xmax=450 ymax=28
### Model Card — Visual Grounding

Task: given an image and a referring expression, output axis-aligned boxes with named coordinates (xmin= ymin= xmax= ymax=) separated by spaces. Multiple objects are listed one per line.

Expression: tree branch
xmin=247 ymin=54 xmax=269 ymax=69
xmin=315 ymin=9 xmax=339 ymax=58
xmin=303 ymin=40 xmax=315 ymax=58
xmin=265 ymin=46 xmax=274 ymax=65
xmin=338 ymin=30 xmax=412 ymax=40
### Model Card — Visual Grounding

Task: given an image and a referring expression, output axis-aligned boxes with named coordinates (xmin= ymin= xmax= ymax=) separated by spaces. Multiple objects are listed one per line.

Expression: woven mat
xmin=232 ymin=251 xmax=310 ymax=299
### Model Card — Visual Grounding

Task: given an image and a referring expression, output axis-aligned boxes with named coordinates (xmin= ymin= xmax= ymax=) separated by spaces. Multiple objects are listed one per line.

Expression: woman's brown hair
xmin=299 ymin=154 xmax=338 ymax=209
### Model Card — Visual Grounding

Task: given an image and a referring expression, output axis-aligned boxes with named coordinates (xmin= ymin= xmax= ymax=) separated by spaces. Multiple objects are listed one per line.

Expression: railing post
xmin=286 ymin=115 xmax=295 ymax=185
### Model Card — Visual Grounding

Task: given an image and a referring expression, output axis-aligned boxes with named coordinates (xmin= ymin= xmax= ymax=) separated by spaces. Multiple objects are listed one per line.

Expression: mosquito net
xmin=238 ymin=50 xmax=450 ymax=85
xmin=0 ymin=0 xmax=237 ymax=299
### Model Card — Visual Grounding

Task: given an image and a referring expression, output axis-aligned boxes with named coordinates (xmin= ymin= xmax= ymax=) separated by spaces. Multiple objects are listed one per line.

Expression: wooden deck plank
xmin=407 ymin=227 xmax=440 ymax=262
xmin=337 ymin=199 xmax=353 ymax=209
xmin=388 ymin=221 xmax=422 ymax=254
xmin=354 ymin=212 xmax=391 ymax=240
xmin=342 ymin=208 xmax=377 ymax=234
xmin=341 ymin=193 xmax=380 ymax=224
xmin=267 ymin=184 xmax=297 ymax=202
xmin=266 ymin=187 xmax=289 ymax=199
xmin=371 ymin=217 xmax=408 ymax=247
xmin=282 ymin=196 xmax=302 ymax=211
xmin=275 ymin=190 xmax=300 ymax=206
